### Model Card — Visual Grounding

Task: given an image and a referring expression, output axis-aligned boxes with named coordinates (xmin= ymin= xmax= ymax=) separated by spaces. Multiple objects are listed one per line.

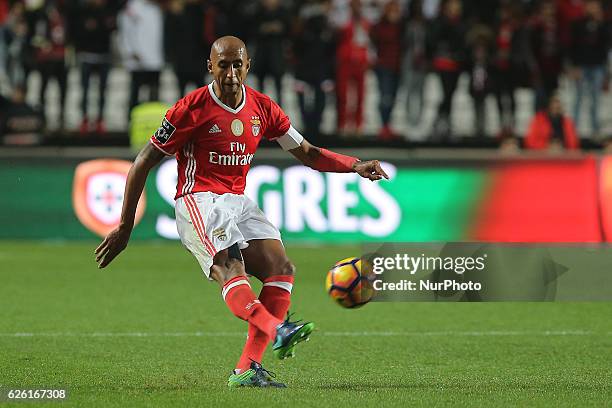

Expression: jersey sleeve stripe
xmin=150 ymin=139 xmax=173 ymax=156
xmin=188 ymin=143 xmax=196 ymax=193
xmin=182 ymin=143 xmax=196 ymax=196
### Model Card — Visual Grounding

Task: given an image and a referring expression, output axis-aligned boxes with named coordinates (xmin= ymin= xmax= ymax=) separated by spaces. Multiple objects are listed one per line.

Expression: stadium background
xmin=2 ymin=0 xmax=612 ymax=406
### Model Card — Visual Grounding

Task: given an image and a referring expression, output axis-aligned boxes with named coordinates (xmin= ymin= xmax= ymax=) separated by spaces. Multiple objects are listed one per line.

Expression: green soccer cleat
xmin=227 ymin=361 xmax=287 ymax=388
xmin=272 ymin=314 xmax=315 ymax=360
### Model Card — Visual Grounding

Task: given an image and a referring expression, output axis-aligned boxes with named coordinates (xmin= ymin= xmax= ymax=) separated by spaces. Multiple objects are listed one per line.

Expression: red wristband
xmin=311 ymin=148 xmax=359 ymax=173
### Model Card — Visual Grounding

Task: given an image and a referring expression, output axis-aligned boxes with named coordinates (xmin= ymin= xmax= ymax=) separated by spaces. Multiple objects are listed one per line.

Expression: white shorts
xmin=175 ymin=192 xmax=282 ymax=278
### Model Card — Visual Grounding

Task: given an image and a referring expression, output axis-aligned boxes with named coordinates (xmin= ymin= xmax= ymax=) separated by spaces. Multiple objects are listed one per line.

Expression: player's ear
xmin=246 ymin=58 xmax=251 ymax=72
xmin=206 ymin=59 xmax=213 ymax=73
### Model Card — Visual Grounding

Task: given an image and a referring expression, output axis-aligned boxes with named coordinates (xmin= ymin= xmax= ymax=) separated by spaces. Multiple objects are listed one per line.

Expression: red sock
xmin=236 ymin=275 xmax=294 ymax=371
xmin=260 ymin=275 xmax=293 ymax=319
xmin=222 ymin=276 xmax=281 ymax=338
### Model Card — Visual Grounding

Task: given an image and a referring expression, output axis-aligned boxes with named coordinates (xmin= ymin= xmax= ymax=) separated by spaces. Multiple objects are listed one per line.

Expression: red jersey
xmin=150 ymin=83 xmax=291 ymax=199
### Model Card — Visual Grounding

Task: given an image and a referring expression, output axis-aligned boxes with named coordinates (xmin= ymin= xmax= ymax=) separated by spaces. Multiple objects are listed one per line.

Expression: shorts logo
xmin=213 ymin=227 xmax=227 ymax=241
xmin=72 ymin=160 xmax=147 ymax=237
xmin=231 ymin=119 xmax=244 ymax=136
xmin=154 ymin=117 xmax=176 ymax=144
xmin=250 ymin=116 xmax=261 ymax=137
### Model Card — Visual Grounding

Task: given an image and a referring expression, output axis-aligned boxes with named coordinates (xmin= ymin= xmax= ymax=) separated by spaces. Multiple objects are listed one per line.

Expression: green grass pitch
xmin=1 ymin=241 xmax=611 ymax=407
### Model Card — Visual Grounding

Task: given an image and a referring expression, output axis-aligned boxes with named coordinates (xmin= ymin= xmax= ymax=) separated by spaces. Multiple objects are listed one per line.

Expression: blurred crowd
xmin=1 ymin=0 xmax=611 ymax=150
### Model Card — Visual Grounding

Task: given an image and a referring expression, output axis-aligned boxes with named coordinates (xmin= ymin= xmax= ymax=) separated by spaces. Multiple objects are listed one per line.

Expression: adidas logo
xmin=245 ymin=299 xmax=261 ymax=310
xmin=209 ymin=124 xmax=221 ymax=134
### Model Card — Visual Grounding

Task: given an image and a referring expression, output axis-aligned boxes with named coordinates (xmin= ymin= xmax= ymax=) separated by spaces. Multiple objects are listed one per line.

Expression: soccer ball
xmin=325 ymin=257 xmax=375 ymax=308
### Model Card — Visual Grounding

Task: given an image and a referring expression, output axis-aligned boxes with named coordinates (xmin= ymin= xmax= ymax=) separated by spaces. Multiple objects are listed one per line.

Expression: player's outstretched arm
xmin=288 ymin=139 xmax=389 ymax=181
xmin=95 ymin=144 xmax=166 ymax=268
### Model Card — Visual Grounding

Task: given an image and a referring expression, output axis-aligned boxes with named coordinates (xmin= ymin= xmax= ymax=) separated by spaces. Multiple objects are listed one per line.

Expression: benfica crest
xmin=212 ymin=227 xmax=228 ymax=241
xmin=250 ymin=116 xmax=261 ymax=137
xmin=73 ymin=159 xmax=147 ymax=237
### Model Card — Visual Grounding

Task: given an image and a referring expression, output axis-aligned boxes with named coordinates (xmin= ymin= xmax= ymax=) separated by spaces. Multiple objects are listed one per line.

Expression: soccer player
xmin=94 ymin=36 xmax=389 ymax=388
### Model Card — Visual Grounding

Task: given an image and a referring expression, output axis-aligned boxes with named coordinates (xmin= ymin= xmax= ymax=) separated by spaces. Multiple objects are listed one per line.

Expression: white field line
xmin=0 ymin=330 xmax=607 ymax=338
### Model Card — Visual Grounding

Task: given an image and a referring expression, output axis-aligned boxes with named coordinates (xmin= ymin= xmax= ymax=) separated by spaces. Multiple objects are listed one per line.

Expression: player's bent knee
xmin=209 ymin=265 xmax=225 ymax=286
xmin=210 ymin=250 xmax=247 ymax=285
xmin=210 ymin=262 xmax=247 ymax=286
xmin=283 ymin=261 xmax=296 ymax=276
xmin=274 ymin=260 xmax=295 ymax=276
